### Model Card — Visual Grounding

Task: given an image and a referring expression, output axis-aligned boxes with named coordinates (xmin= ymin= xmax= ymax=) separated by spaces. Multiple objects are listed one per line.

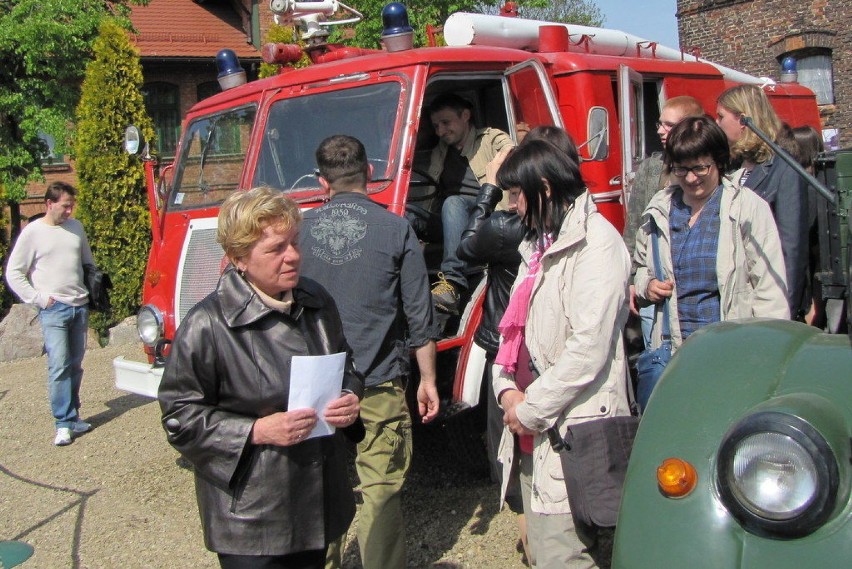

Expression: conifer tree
xmin=74 ymin=19 xmax=155 ymax=333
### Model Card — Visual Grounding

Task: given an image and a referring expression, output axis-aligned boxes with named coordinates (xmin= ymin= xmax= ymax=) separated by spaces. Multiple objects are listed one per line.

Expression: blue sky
xmin=594 ymin=0 xmax=679 ymax=49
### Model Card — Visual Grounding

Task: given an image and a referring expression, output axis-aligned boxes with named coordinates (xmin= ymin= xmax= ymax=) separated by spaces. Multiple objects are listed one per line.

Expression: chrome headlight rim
xmin=716 ymin=411 xmax=838 ymax=539
xmin=136 ymin=305 xmax=165 ymax=347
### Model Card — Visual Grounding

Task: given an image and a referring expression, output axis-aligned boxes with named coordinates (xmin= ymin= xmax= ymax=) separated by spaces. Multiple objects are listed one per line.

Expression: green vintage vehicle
xmin=613 ymin=149 xmax=852 ymax=567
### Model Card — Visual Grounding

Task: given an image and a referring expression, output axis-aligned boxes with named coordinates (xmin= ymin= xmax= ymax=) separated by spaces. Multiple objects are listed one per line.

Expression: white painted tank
xmin=443 ymin=12 xmax=772 ymax=86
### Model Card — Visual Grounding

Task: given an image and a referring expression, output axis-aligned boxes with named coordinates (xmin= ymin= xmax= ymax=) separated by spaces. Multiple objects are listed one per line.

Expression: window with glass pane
xmin=38 ymin=132 xmax=67 ymax=166
xmin=169 ymin=105 xmax=257 ymax=211
xmin=143 ymin=82 xmax=181 ymax=157
xmin=796 ymin=53 xmax=833 ymax=105
xmin=254 ymin=82 xmax=402 ymax=193
xmin=197 ymin=81 xmax=221 ymax=103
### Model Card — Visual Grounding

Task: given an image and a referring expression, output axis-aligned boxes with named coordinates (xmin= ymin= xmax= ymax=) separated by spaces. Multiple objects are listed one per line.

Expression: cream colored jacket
xmin=428 ymin=126 xmax=514 ymax=187
xmin=493 ymin=191 xmax=633 ymax=515
xmin=633 ymin=176 xmax=790 ymax=351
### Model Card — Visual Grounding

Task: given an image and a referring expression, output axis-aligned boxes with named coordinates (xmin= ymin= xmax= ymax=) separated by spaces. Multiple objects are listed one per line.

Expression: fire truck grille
xmin=177 ymin=224 xmax=224 ymax=325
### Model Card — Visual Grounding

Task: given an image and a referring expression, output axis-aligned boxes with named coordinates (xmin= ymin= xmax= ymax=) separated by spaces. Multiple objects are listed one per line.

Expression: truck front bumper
xmin=113 ymin=356 xmax=162 ymax=398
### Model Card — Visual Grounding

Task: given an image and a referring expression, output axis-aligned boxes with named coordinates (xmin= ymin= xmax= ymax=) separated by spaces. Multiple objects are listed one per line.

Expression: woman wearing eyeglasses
xmin=633 ymin=116 xmax=789 ymax=356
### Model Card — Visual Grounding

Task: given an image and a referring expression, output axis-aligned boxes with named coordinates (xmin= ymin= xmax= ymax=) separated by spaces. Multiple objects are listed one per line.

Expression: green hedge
xmin=74 ymin=19 xmax=155 ymax=334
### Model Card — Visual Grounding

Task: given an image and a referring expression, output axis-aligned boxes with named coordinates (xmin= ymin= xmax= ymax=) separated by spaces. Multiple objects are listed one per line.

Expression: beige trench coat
xmin=493 ymin=191 xmax=633 ymax=515
xmin=633 ymin=176 xmax=789 ymax=351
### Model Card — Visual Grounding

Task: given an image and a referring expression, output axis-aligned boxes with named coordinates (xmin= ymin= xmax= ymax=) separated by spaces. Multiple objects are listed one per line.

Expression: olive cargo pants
xmin=326 ymin=377 xmax=412 ymax=569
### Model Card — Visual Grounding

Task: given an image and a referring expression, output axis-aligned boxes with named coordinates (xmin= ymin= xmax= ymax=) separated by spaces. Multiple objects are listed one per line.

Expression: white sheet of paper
xmin=288 ymin=352 xmax=346 ymax=439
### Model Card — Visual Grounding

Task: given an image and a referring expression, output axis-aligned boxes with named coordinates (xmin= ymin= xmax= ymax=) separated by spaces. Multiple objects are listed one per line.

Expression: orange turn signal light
xmin=657 ymin=457 xmax=698 ymax=498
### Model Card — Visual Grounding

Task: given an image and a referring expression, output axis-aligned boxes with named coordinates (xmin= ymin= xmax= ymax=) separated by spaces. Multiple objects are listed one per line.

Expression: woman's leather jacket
xmin=457 ymin=183 xmax=525 ymax=354
xmin=159 ymin=266 xmax=363 ymax=555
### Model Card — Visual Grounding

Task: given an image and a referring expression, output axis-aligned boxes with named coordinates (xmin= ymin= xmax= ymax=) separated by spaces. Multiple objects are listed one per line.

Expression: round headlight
xmin=730 ymin=432 xmax=818 ymax=519
xmin=137 ymin=305 xmax=164 ymax=346
xmin=717 ymin=412 xmax=838 ymax=538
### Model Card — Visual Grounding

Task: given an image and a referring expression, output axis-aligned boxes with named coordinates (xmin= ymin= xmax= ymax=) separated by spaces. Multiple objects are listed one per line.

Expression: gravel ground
xmin=0 ymin=343 xmax=528 ymax=569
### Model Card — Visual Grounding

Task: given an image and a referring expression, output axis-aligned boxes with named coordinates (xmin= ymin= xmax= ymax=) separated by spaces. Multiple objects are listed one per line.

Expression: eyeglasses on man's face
xmin=670 ymin=164 xmax=713 ymax=177
xmin=656 ymin=120 xmax=678 ymax=130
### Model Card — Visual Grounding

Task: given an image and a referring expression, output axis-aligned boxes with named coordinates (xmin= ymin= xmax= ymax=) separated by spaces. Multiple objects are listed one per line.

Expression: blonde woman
xmin=716 ymin=85 xmax=809 ymax=320
xmin=159 ymin=187 xmax=363 ymax=569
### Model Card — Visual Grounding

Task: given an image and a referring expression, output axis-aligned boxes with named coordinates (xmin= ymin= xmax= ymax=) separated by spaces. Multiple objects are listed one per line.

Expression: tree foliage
xmin=0 ymin=0 xmax=141 ymax=203
xmin=74 ymin=19 xmax=155 ymax=333
xmin=329 ymin=0 xmax=602 ymax=48
xmin=328 ymin=0 xmax=470 ymax=48
xmin=258 ymin=23 xmax=311 ymax=78
xmin=0 ymin=0 xmax=144 ymax=318
xmin=503 ymin=0 xmax=603 ymax=26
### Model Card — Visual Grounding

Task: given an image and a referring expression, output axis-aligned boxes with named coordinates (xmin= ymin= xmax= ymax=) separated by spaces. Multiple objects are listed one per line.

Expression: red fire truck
xmin=115 ymin=2 xmax=821 ymax=441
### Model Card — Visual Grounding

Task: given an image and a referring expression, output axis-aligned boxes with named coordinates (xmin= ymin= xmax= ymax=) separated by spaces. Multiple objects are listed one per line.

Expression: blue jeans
xmin=640 ymin=304 xmax=655 ymax=349
xmin=39 ymin=302 xmax=88 ymax=428
xmin=440 ymin=194 xmax=477 ymax=290
xmin=406 ymin=195 xmax=476 ymax=290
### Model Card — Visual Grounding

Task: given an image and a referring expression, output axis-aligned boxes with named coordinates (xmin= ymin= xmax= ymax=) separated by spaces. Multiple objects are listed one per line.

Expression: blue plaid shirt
xmin=669 ymin=186 xmax=722 ymax=340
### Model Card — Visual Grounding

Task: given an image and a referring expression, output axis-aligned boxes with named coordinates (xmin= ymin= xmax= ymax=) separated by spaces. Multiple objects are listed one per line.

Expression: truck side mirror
xmin=585 ymin=107 xmax=609 ymax=161
xmin=124 ymin=126 xmax=142 ymax=155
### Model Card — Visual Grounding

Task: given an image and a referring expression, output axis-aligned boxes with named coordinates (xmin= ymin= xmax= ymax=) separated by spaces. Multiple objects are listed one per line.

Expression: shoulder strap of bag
xmin=648 ymin=217 xmax=671 ymax=343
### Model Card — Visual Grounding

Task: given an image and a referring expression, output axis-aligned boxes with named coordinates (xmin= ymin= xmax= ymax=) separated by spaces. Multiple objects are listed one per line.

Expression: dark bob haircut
xmin=664 ymin=116 xmax=731 ymax=174
xmin=496 ymin=138 xmax=584 ymax=242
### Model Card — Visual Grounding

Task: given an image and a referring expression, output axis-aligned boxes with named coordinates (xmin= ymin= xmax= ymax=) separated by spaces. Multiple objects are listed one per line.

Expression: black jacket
xmin=744 ymin=156 xmax=809 ymax=318
xmin=159 ymin=266 xmax=363 ymax=555
xmin=300 ymin=191 xmax=438 ymax=387
xmin=457 ymin=183 xmax=525 ymax=354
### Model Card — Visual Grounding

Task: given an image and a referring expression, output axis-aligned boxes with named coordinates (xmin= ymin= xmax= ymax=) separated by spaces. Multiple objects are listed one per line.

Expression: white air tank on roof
xmin=443 ymin=12 xmax=772 ymax=86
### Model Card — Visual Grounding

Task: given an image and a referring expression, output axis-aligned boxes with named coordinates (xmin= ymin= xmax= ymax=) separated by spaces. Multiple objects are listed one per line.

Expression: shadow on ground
xmin=84 ymin=392 xmax=153 ymax=429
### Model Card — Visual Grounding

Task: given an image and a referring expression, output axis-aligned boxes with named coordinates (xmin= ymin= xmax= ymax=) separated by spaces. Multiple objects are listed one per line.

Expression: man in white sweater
xmin=6 ymin=182 xmax=95 ymax=446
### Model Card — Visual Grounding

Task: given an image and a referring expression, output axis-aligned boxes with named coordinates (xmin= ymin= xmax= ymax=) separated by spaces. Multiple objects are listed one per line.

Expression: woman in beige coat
xmin=492 ymin=139 xmax=633 ymax=568
xmin=634 ymin=117 xmax=789 ymax=356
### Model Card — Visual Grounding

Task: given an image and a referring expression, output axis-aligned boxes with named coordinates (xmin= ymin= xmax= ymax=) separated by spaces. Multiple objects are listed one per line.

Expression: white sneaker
xmin=54 ymin=428 xmax=72 ymax=446
xmin=71 ymin=419 xmax=92 ymax=434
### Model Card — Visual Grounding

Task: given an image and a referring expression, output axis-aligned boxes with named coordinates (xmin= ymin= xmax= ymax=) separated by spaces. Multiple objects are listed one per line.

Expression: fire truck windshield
xmin=253 ymin=81 xmax=402 ymax=194
xmin=169 ymin=105 xmax=258 ymax=211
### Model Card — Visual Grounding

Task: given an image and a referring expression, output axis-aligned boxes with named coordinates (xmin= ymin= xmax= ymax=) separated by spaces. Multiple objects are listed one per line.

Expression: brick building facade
xmin=676 ymin=0 xmax=850 ymax=149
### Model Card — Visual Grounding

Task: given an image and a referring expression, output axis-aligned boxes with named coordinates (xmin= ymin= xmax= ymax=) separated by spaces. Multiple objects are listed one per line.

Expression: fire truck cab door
xmin=504 ymin=59 xmax=564 ymax=134
xmin=618 ymin=64 xmax=645 ymax=197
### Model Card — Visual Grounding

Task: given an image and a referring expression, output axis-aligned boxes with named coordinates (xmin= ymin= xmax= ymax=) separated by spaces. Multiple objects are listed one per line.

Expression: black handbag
xmin=548 ymin=414 xmax=639 ymax=529
xmin=83 ymin=264 xmax=112 ymax=312
xmin=634 ymin=217 xmax=672 ymax=411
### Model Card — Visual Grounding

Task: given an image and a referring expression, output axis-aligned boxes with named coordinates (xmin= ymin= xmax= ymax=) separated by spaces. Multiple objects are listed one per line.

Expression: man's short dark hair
xmin=315 ymin=135 xmax=370 ymax=190
xmin=428 ymin=93 xmax=473 ymax=118
xmin=45 ymin=181 xmax=77 ymax=202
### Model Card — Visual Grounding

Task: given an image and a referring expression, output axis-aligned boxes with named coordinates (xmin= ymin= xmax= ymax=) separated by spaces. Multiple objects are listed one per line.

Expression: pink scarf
xmin=495 ymin=235 xmax=553 ymax=373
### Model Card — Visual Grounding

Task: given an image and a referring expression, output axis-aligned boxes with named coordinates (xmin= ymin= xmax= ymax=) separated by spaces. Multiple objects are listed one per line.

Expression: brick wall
xmin=677 ymin=0 xmax=851 ymax=149
xmin=18 ymin=162 xmax=80 ymax=222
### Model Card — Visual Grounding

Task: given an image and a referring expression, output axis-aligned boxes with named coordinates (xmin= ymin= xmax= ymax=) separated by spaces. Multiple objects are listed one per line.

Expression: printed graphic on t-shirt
xmin=309 ymin=203 xmax=367 ymax=265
